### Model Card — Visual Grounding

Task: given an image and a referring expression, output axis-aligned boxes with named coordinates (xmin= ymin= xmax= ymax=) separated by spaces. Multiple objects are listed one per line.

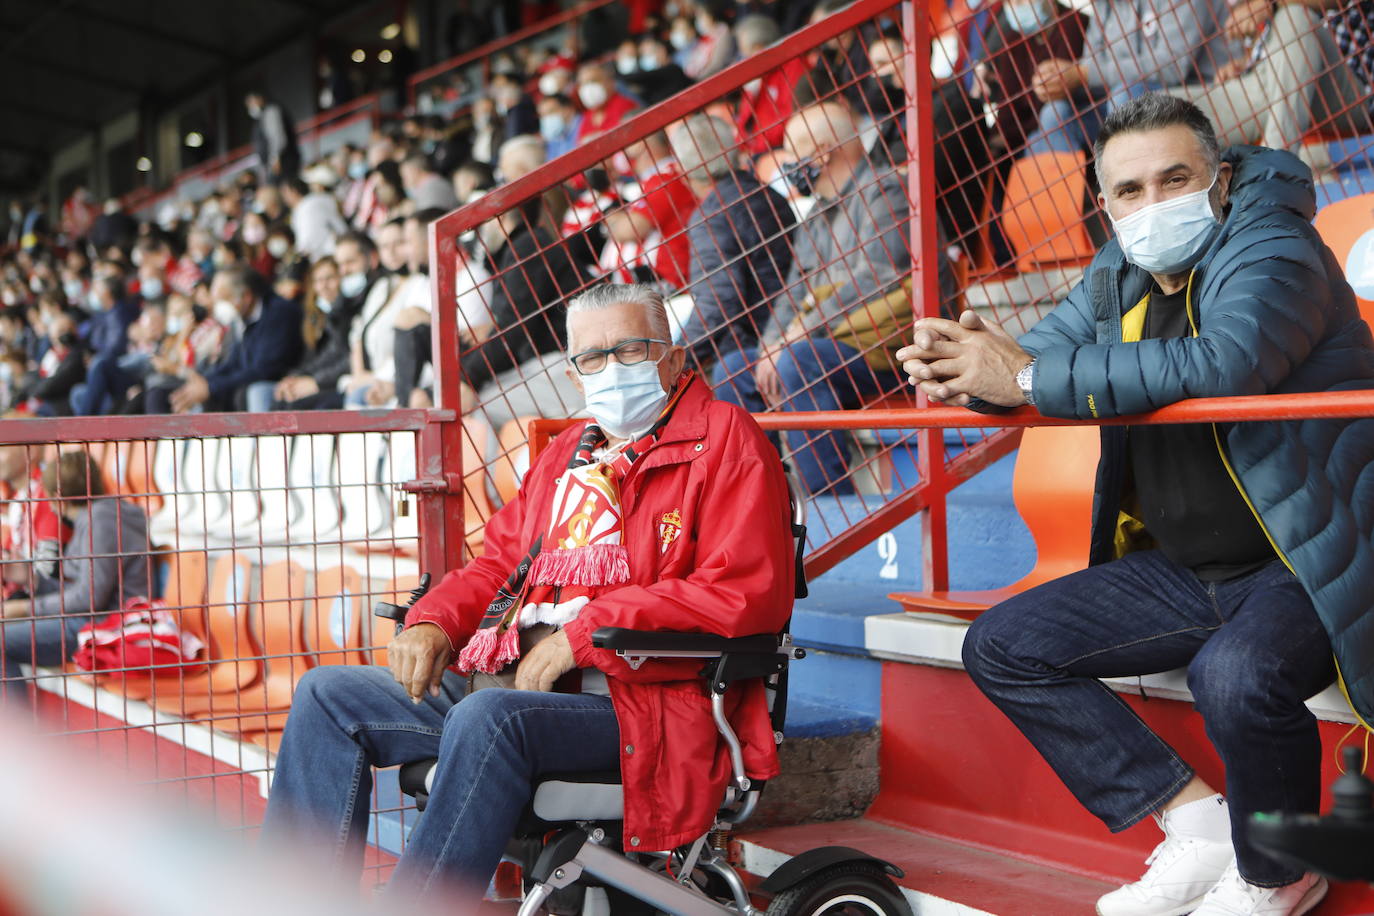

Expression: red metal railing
xmin=406 ymin=0 xmax=616 ymax=110
xmin=122 ymin=92 xmax=385 ymax=220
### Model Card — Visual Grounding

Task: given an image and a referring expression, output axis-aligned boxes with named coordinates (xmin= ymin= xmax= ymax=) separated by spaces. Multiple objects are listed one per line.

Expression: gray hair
xmin=735 ymin=14 xmax=781 ymax=51
xmin=211 ymin=263 xmax=258 ymax=302
xmin=1092 ymin=93 xmax=1221 ymax=191
xmin=669 ymin=114 xmax=738 ymax=183
xmin=498 ymin=134 xmax=547 ymax=174
xmin=565 ymin=283 xmax=672 ymax=347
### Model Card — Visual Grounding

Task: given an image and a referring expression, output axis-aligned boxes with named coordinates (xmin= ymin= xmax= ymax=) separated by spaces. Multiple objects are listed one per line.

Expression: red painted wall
xmin=871 ymin=662 xmax=1374 ymax=911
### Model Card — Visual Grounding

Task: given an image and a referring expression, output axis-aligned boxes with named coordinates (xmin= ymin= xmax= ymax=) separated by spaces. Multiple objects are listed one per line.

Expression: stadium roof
xmin=0 ymin=0 xmax=373 ymax=191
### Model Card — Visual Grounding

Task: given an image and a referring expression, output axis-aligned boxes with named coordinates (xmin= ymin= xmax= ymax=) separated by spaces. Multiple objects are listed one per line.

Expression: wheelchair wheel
xmin=764 ymin=862 xmax=912 ymax=916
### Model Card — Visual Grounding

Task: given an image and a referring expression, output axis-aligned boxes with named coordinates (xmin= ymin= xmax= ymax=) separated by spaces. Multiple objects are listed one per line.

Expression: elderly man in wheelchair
xmin=263 ymin=283 xmax=909 ymax=913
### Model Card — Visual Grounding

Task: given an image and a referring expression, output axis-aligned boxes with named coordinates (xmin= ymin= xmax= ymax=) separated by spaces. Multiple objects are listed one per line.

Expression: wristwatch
xmin=1016 ymin=359 xmax=1036 ymax=406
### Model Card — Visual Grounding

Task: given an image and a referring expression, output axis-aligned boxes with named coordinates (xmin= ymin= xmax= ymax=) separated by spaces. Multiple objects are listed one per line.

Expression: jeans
xmin=962 ymin=551 xmax=1334 ymax=885
xmin=262 ymin=665 xmax=620 ymax=899
xmin=71 ymin=353 xmax=137 ymax=416
xmin=713 ymin=339 xmax=900 ymax=495
xmin=244 ymin=381 xmax=276 ymax=414
xmin=0 ymin=613 xmax=84 ymax=702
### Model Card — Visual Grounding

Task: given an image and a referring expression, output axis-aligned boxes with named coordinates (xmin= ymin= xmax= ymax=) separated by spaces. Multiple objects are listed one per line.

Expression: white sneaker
xmin=1096 ymin=816 xmax=1235 ymax=916
xmin=1191 ymin=860 xmax=1328 ymax=916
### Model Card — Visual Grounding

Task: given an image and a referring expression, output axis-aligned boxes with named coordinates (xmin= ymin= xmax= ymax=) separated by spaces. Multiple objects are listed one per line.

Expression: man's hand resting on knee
xmin=389 ymin=623 xmax=452 ymax=702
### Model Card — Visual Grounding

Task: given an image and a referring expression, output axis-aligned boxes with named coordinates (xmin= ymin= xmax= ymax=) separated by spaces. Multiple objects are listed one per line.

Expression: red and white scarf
xmin=457 ymin=373 xmax=693 ymax=674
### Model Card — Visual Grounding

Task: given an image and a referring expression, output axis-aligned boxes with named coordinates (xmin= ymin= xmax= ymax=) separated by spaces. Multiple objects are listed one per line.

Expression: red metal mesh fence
xmin=0 ymin=411 xmax=458 ymax=887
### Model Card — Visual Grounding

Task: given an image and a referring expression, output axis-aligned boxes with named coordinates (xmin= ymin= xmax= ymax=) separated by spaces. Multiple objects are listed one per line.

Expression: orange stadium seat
xmin=217 ymin=559 xmax=311 ymax=736
xmin=150 ymin=552 xmax=262 ymax=720
xmin=1001 ymin=150 xmax=1096 ymax=273
xmin=305 ymin=564 xmax=368 ymax=668
xmin=889 ymin=424 xmax=1099 ymax=620
xmin=1314 ymin=193 xmax=1374 ymax=325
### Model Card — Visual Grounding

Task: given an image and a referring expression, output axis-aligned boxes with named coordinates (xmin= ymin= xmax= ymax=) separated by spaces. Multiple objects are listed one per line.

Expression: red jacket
xmin=408 ymin=377 xmax=794 ymax=850
xmin=736 ymin=58 xmax=809 ymax=156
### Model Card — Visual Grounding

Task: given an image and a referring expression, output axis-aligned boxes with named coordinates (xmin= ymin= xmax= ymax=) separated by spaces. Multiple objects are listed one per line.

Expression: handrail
xmin=120 ymin=92 xmax=384 ymax=217
xmin=405 ymin=0 xmax=616 ymax=107
xmin=0 ymin=407 xmax=454 ymax=444
xmin=745 ymin=389 xmax=1374 ymax=430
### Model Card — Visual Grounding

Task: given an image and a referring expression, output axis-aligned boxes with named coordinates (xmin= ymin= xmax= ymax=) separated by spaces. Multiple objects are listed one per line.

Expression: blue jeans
xmin=1 ymin=613 xmax=84 ymax=702
xmin=244 ymin=381 xmax=276 ymax=414
xmin=262 ymin=665 xmax=620 ymax=898
xmin=71 ymin=352 xmax=140 ymax=416
xmin=713 ymin=339 xmax=900 ymax=495
xmin=962 ymin=552 xmax=1334 ymax=886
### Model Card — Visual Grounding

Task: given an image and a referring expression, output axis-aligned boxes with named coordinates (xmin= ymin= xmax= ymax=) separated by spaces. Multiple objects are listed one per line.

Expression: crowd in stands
xmin=1 ymin=0 xmax=1370 ymax=497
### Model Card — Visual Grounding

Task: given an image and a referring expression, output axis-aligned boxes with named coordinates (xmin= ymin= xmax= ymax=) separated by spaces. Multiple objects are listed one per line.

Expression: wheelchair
xmin=374 ymin=470 xmax=913 ymax=915
xmin=1248 ymin=745 xmax=1374 ymax=884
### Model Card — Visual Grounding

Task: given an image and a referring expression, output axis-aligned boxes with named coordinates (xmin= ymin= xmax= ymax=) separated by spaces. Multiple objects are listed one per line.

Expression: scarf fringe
xmin=456 ymin=625 xmax=521 ymax=675
xmin=529 ymin=544 xmax=630 ymax=587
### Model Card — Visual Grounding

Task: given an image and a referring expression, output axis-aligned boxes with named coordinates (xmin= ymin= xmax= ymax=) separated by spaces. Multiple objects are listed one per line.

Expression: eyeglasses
xmin=569 ymin=338 xmax=671 ymax=375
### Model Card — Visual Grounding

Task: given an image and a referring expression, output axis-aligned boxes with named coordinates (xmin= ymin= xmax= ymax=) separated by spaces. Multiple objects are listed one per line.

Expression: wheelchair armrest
xmin=374 ymin=601 xmax=408 ymax=623
xmin=590 ymin=627 xmax=783 ymax=656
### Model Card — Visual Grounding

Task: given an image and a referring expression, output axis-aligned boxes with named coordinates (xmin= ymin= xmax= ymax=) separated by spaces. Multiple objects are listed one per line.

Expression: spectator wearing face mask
xmin=78 ymin=275 xmax=141 ymax=382
xmin=245 ymin=90 xmax=301 ymax=180
xmin=599 ymin=132 xmax=698 ymax=289
xmin=670 ymin=114 xmax=795 ymax=373
xmin=70 ymin=304 xmax=167 ymax=416
xmin=18 ymin=303 xmax=86 ymax=417
xmin=131 ymin=292 xmax=227 ymax=414
xmin=239 ymin=211 xmax=278 ymax=280
xmin=574 ymin=64 xmax=640 ymax=143
xmin=734 ymin=15 xmax=809 ymax=155
xmin=146 ymin=265 xmax=303 ymax=414
xmin=270 ymin=233 xmax=379 ymax=412
xmin=537 ymin=93 xmax=581 ymax=160
xmin=620 ymin=35 xmax=692 ymax=107
xmin=668 ymin=16 xmax=700 ymax=68
xmin=684 ymin=0 xmax=736 ymax=79
xmin=339 ymin=219 xmax=418 ymax=407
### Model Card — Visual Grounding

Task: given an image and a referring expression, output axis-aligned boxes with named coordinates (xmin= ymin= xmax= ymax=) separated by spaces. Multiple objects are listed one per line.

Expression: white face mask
xmin=267 ymin=237 xmax=290 ymax=258
xmin=243 ymin=223 xmax=267 ymax=246
xmin=578 ymin=81 xmax=609 ymax=110
xmin=1108 ymin=175 xmax=1222 ymax=276
xmin=315 ymin=297 xmax=334 ymax=314
xmin=581 ymin=357 xmax=671 ymax=439
xmin=166 ymin=315 xmax=185 ymax=336
xmin=213 ymin=299 xmax=245 ymax=334
xmin=744 ymin=78 xmax=763 ymax=96
xmin=670 ymin=31 xmax=694 ymax=50
xmin=616 ymin=56 xmax=638 ymax=75
xmin=1004 ymin=0 xmax=1053 ymax=33
xmin=340 ymin=271 xmax=368 ymax=299
xmin=539 ymin=73 xmax=562 ymax=98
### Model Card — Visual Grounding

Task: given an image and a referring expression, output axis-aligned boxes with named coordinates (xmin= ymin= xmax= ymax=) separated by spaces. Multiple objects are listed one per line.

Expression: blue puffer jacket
xmin=1019 ymin=146 xmax=1374 ymax=726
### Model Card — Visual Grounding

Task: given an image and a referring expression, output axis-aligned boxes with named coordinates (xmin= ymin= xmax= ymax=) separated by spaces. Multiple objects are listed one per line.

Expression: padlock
xmin=396 ymin=494 xmax=411 ymax=517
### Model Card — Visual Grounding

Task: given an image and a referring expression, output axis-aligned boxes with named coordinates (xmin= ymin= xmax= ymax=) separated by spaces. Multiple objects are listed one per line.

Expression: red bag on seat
xmin=73 ymin=598 xmax=206 ymax=678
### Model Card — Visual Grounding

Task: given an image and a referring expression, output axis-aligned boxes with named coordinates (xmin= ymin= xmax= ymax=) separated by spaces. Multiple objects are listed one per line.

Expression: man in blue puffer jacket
xmin=899 ymin=94 xmax=1374 ymax=916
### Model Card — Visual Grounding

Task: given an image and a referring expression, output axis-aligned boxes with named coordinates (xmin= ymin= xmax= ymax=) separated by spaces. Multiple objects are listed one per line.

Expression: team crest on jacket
xmin=658 ymin=509 xmax=682 ymax=554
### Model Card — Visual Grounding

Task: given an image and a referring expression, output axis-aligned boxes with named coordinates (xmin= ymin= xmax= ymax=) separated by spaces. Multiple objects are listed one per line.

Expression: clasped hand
xmin=895 ymin=311 xmax=1033 ymax=408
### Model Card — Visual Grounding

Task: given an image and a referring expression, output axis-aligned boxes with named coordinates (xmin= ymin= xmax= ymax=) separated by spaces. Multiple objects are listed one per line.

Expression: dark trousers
xmin=961 ymin=552 xmax=1334 ymax=886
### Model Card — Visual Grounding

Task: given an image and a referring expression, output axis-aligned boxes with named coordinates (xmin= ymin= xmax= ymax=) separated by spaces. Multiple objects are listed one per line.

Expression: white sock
xmin=1163 ymin=793 xmax=1231 ymax=844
